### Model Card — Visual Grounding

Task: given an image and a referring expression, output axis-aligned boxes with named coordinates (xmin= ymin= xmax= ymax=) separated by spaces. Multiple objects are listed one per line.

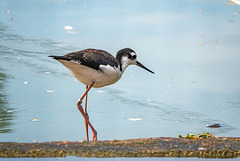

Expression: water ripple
xmin=103 ymin=87 xmax=236 ymax=134
xmin=0 ymin=22 xmax=78 ymax=78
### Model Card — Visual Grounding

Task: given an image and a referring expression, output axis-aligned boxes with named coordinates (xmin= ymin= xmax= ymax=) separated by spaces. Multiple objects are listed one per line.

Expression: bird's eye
xmin=128 ymin=54 xmax=131 ymax=59
xmin=128 ymin=53 xmax=136 ymax=60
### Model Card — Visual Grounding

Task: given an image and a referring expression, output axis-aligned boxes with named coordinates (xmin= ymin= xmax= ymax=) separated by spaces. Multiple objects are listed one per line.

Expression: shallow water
xmin=0 ymin=0 xmax=240 ymax=144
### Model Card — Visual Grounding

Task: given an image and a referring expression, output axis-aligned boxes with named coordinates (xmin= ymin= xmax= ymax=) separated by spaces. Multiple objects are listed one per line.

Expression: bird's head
xmin=116 ymin=48 xmax=154 ymax=74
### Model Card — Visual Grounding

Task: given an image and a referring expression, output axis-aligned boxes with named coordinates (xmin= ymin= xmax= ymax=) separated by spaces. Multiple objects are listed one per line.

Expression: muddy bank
xmin=0 ymin=137 xmax=240 ymax=158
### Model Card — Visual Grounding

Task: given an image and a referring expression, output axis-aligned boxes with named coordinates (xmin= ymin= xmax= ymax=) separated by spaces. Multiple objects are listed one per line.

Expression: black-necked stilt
xmin=49 ymin=48 xmax=154 ymax=141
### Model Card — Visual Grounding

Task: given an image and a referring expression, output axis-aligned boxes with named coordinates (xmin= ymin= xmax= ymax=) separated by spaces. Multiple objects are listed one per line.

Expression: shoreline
xmin=0 ymin=137 xmax=240 ymax=158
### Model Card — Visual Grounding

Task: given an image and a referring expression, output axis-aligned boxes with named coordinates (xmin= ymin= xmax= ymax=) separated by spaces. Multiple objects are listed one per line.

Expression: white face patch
xmin=130 ymin=52 xmax=136 ymax=58
xmin=121 ymin=54 xmax=137 ymax=72
xmin=121 ymin=56 xmax=131 ymax=64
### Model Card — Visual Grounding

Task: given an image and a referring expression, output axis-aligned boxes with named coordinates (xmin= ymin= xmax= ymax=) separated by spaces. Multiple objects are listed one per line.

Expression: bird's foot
xmin=92 ymin=130 xmax=97 ymax=141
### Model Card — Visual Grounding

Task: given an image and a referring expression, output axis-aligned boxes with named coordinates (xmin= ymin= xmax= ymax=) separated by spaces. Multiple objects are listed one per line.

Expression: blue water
xmin=0 ymin=0 xmax=240 ymax=145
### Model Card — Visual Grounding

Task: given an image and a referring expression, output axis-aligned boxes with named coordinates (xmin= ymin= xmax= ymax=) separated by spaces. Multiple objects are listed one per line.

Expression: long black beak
xmin=136 ymin=61 xmax=154 ymax=74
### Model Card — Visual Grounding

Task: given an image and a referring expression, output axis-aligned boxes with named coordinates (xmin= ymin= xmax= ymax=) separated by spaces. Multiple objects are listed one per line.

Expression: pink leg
xmin=84 ymin=85 xmax=89 ymax=142
xmin=77 ymin=82 xmax=97 ymax=141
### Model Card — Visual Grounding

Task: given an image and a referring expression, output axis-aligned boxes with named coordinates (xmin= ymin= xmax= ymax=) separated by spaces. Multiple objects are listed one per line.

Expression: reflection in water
xmin=0 ymin=70 xmax=14 ymax=133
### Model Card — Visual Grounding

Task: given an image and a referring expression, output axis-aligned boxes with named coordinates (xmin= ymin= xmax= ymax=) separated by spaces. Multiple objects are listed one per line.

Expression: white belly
xmin=58 ymin=60 xmax=122 ymax=88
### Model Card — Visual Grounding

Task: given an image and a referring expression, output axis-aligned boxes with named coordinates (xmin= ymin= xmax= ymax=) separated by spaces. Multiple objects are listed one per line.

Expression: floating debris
xmin=179 ymin=133 xmax=213 ymax=139
xmin=10 ymin=17 xmax=16 ymax=21
xmin=128 ymin=118 xmax=142 ymax=121
xmin=230 ymin=0 xmax=240 ymax=5
xmin=15 ymin=137 xmax=20 ymax=140
xmin=24 ymin=81 xmax=29 ymax=85
xmin=179 ymin=133 xmax=240 ymax=141
xmin=64 ymin=26 xmax=77 ymax=34
xmin=64 ymin=26 xmax=73 ymax=30
xmin=46 ymin=90 xmax=54 ymax=93
xmin=146 ymin=99 xmax=152 ymax=102
xmin=5 ymin=10 xmax=10 ymax=14
xmin=207 ymin=123 xmax=222 ymax=128
xmin=96 ymin=90 xmax=105 ymax=93
xmin=5 ymin=109 xmax=13 ymax=113
xmin=30 ymin=118 xmax=40 ymax=122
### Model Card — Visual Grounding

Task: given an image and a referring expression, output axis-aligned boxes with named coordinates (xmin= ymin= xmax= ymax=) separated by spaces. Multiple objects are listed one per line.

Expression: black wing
xmin=49 ymin=49 xmax=119 ymax=71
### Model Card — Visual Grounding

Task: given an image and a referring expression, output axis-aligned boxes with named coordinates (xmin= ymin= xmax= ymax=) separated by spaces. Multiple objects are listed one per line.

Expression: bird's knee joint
xmin=77 ymin=99 xmax=82 ymax=105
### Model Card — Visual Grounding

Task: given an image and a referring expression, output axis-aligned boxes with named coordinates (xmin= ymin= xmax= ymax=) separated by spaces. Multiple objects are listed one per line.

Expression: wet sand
xmin=0 ymin=137 xmax=240 ymax=158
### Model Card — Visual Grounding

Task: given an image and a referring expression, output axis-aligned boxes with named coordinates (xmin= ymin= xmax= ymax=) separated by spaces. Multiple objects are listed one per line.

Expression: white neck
xmin=120 ymin=56 xmax=135 ymax=73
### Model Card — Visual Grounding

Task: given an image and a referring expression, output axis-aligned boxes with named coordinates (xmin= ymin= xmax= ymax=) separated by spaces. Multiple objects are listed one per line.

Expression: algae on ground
xmin=0 ymin=137 xmax=240 ymax=158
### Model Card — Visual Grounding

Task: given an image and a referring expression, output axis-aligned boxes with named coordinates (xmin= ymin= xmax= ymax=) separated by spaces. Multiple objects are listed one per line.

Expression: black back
xmin=49 ymin=49 xmax=119 ymax=71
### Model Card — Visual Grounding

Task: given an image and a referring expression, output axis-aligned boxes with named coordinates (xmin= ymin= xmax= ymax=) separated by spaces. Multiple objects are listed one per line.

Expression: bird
xmin=49 ymin=48 xmax=154 ymax=141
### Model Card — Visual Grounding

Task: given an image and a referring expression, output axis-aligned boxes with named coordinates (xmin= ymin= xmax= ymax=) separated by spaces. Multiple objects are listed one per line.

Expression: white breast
xmin=58 ymin=60 xmax=122 ymax=88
